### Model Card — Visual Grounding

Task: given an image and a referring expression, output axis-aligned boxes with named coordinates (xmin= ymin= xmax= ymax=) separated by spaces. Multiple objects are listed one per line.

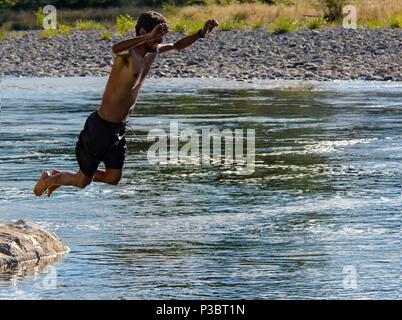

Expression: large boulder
xmin=0 ymin=220 xmax=69 ymax=270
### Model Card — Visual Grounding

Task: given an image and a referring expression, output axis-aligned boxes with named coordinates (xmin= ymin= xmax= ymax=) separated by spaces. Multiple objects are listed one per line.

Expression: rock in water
xmin=0 ymin=220 xmax=69 ymax=270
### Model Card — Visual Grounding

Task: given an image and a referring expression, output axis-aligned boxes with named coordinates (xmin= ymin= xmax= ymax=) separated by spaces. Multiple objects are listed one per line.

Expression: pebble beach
xmin=0 ymin=27 xmax=401 ymax=81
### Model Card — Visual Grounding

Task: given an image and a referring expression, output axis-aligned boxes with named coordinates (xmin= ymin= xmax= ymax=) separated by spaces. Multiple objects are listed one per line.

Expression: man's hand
xmin=150 ymin=23 xmax=169 ymax=40
xmin=157 ymin=19 xmax=218 ymax=54
xmin=199 ymin=19 xmax=219 ymax=37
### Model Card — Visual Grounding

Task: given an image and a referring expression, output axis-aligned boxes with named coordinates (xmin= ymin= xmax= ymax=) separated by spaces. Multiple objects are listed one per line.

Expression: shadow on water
xmin=126 ymin=88 xmax=334 ymax=194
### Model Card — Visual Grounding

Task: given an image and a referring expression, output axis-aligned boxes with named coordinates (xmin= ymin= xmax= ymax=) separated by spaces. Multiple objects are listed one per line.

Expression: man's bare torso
xmin=97 ymin=49 xmax=156 ymax=124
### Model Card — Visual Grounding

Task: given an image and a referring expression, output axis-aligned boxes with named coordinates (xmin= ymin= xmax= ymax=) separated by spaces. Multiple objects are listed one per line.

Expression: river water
xmin=0 ymin=77 xmax=400 ymax=299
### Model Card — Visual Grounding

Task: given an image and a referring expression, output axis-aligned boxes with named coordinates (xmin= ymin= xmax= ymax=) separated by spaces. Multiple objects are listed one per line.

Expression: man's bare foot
xmin=47 ymin=170 xmax=61 ymax=197
xmin=33 ymin=171 xmax=50 ymax=197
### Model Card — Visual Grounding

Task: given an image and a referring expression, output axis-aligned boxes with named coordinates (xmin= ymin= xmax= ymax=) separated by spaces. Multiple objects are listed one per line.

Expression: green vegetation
xmin=170 ymin=19 xmax=204 ymax=34
xmin=40 ymin=24 xmax=72 ymax=39
xmin=0 ymin=0 xmax=13 ymax=9
xmin=317 ymin=0 xmax=348 ymax=21
xmin=8 ymin=30 xmax=27 ymax=39
xmin=39 ymin=17 xmax=106 ymax=38
xmin=250 ymin=19 xmax=266 ymax=29
xmin=114 ymin=14 xmax=135 ymax=36
xmin=40 ymin=29 xmax=58 ymax=39
xmin=363 ymin=19 xmax=385 ymax=30
xmin=388 ymin=15 xmax=402 ymax=28
xmin=101 ymin=31 xmax=113 ymax=40
xmin=59 ymin=24 xmax=73 ymax=34
xmin=0 ymin=27 xmax=6 ymax=40
xmin=33 ymin=7 xmax=44 ymax=28
xmin=305 ymin=16 xmax=327 ymax=30
xmin=161 ymin=3 xmax=178 ymax=16
xmin=270 ymin=18 xmax=297 ymax=34
xmin=17 ymin=31 xmax=27 ymax=38
xmin=0 ymin=29 xmax=29 ymax=41
xmin=75 ymin=19 xmax=105 ymax=30
xmin=170 ymin=19 xmax=187 ymax=33
xmin=218 ymin=17 xmax=246 ymax=31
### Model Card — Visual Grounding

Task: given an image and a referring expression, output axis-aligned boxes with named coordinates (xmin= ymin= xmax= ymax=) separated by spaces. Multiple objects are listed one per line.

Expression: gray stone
xmin=0 ymin=220 xmax=69 ymax=270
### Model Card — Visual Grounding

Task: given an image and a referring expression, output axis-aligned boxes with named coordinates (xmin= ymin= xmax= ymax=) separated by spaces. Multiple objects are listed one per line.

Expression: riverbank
xmin=0 ymin=28 xmax=401 ymax=81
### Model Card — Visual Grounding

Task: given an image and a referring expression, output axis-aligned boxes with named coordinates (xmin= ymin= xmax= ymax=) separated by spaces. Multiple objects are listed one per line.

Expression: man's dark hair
xmin=135 ymin=11 xmax=167 ymax=36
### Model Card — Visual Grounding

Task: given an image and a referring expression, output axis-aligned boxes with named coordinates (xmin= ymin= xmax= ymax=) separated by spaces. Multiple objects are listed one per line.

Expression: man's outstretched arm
xmin=112 ymin=23 xmax=169 ymax=55
xmin=158 ymin=19 xmax=218 ymax=54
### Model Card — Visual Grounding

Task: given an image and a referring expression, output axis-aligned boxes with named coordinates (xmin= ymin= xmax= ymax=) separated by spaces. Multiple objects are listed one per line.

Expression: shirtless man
xmin=33 ymin=11 xmax=218 ymax=197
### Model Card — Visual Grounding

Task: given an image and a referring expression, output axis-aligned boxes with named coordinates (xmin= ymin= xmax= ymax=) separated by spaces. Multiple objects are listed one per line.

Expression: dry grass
xmin=166 ymin=3 xmax=321 ymax=33
xmin=168 ymin=3 xmax=321 ymax=29
xmin=166 ymin=1 xmax=402 ymax=32
xmin=0 ymin=0 xmax=401 ymax=33
xmin=356 ymin=0 xmax=402 ymax=22
xmin=353 ymin=0 xmax=402 ymax=28
xmin=0 ymin=6 xmax=143 ymax=30
xmin=0 ymin=27 xmax=6 ymax=41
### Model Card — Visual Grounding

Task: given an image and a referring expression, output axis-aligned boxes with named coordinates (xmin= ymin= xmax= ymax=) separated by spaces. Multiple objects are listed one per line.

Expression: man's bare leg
xmin=42 ymin=168 xmax=122 ymax=197
xmin=93 ymin=169 xmax=122 ymax=186
xmin=47 ymin=170 xmax=61 ymax=197
xmin=34 ymin=170 xmax=92 ymax=197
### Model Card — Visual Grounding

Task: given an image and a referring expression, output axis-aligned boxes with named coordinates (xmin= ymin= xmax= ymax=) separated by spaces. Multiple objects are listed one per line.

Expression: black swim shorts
xmin=75 ymin=111 xmax=127 ymax=177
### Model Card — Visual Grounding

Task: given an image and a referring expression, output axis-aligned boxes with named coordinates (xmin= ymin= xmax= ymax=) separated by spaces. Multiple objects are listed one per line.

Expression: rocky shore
xmin=0 ymin=27 xmax=401 ymax=81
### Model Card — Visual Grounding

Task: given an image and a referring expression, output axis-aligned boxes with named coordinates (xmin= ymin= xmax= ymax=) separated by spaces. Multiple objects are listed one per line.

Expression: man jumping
xmin=34 ymin=11 xmax=218 ymax=197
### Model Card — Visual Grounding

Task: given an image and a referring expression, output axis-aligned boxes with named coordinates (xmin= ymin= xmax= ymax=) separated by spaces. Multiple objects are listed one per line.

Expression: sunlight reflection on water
xmin=0 ymin=77 xmax=400 ymax=299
